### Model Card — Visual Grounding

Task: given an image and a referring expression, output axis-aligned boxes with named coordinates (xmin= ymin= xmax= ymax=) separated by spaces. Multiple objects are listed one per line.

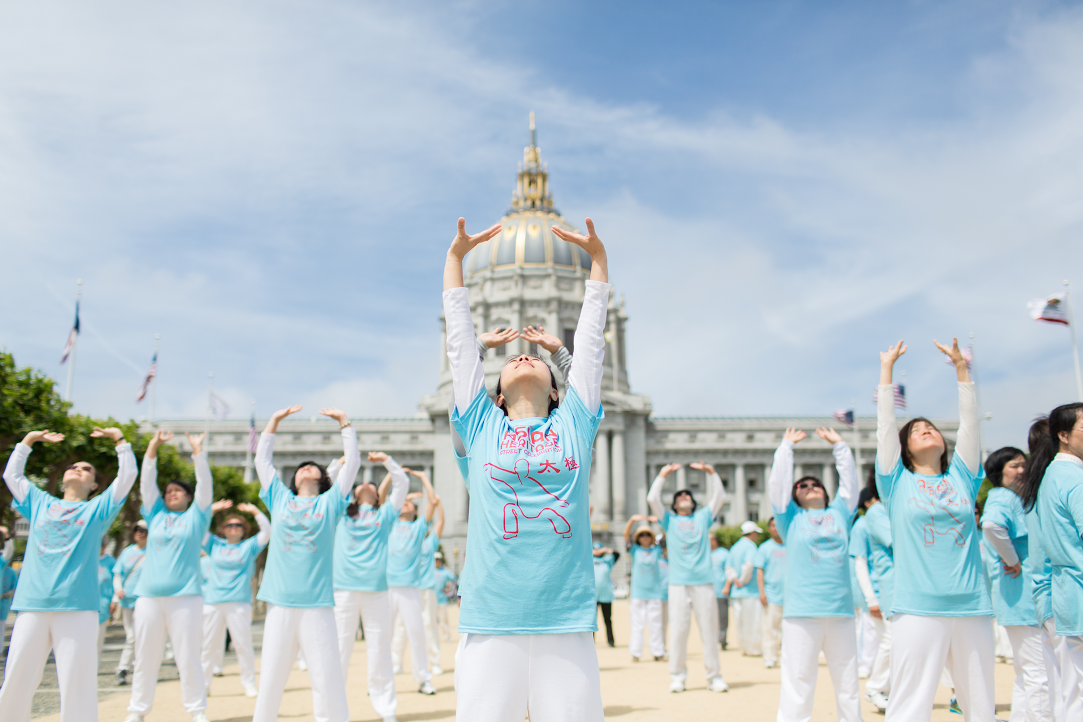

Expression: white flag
xmin=209 ymin=389 xmax=231 ymax=421
xmin=1029 ymin=293 xmax=1070 ymax=325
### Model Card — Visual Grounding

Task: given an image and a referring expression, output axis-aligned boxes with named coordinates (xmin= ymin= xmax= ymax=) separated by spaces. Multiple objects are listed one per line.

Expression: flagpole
xmin=244 ymin=400 xmax=255 ymax=484
xmin=851 ymin=397 xmax=862 ymax=477
xmin=149 ymin=334 xmax=160 ymax=424
xmin=968 ymin=332 xmax=987 ymax=462
xmin=64 ymin=280 xmax=82 ymax=402
xmin=1066 ymin=280 xmax=1083 ymax=402
xmin=205 ymin=372 xmax=214 ymax=435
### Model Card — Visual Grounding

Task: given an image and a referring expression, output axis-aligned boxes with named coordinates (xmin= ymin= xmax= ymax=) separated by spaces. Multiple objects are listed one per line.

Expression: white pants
xmin=1065 ymin=635 xmax=1083 ymax=721
xmin=629 ymin=598 xmax=665 ymax=659
xmin=128 ymin=595 xmax=206 ymax=715
xmin=667 ymin=584 xmax=722 ymax=683
xmin=254 ymin=604 xmax=347 ymax=722
xmin=858 ymin=610 xmax=881 ymax=675
xmin=777 ymin=617 xmax=862 ymax=722
xmin=333 ymin=589 xmax=396 ymax=719
xmin=455 ymin=632 xmax=603 ymax=722
xmin=762 ymin=603 xmax=783 ymax=667
xmin=393 ymin=587 xmax=441 ymax=671
xmin=98 ymin=620 xmax=107 ymax=660
xmin=866 ymin=615 xmax=892 ymax=697
xmin=117 ymin=605 xmax=136 ymax=672
xmin=201 ymin=602 xmax=257 ymax=691
xmin=436 ymin=603 xmax=451 ymax=641
xmin=1003 ymin=625 xmax=1050 ymax=722
xmin=887 ymin=614 xmax=995 ymax=722
xmin=388 ymin=586 xmax=432 ymax=683
xmin=0 ymin=610 xmax=99 ymax=722
xmin=997 ymin=623 xmax=1014 ymax=660
xmin=732 ymin=595 xmax=763 ymax=656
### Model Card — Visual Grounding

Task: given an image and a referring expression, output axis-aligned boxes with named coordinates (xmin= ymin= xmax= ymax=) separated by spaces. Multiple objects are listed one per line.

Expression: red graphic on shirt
xmin=499 ymin=427 xmax=563 ymax=457
xmin=908 ymin=477 xmax=967 ymax=547
xmin=486 ymin=460 xmax=572 ymax=539
xmin=35 ymin=503 xmax=86 ymax=557
xmin=803 ymin=513 xmax=844 ymax=565
xmin=564 ymin=457 xmax=579 ymax=470
xmin=538 ymin=460 xmax=560 ymax=474
xmin=282 ymin=498 xmax=324 ymax=553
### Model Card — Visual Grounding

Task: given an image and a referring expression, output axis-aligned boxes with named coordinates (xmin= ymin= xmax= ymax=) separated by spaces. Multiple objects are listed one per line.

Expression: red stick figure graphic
xmin=486 ymin=460 xmax=571 ymax=539
xmin=908 ymin=478 xmax=967 ymax=547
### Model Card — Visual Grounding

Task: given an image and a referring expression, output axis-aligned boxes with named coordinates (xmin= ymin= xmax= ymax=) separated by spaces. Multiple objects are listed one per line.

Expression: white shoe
xmin=123 ymin=715 xmax=144 ymax=722
xmin=213 ymin=667 xmax=223 ymax=677
xmin=191 ymin=713 xmax=211 ymax=722
xmin=419 ymin=680 xmax=437 ymax=695
xmin=244 ymin=685 xmax=258 ymax=698
xmin=383 ymin=717 xmax=399 ymax=722
xmin=669 ymin=678 xmax=685 ymax=693
xmin=432 ymin=664 xmax=444 ymax=675
xmin=865 ymin=690 xmax=888 ymax=712
xmin=393 ymin=664 xmax=404 ymax=675
xmin=297 ymin=659 xmax=308 ymax=671
xmin=708 ymin=677 xmax=729 ymax=693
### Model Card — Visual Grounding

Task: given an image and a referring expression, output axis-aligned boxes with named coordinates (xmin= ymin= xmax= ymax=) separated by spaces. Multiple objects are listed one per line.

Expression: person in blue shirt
xmin=97 ymin=536 xmax=117 ymax=660
xmin=981 ymin=446 xmax=1050 ymax=720
xmin=623 ymin=515 xmax=665 ymax=662
xmin=0 ymin=561 xmax=17 ymax=662
xmin=0 ymin=426 xmax=136 ymax=722
xmin=433 ymin=553 xmax=457 ymax=641
xmin=709 ymin=534 xmax=730 ymax=653
xmin=592 ymin=542 xmax=619 ymax=647
xmin=755 ymin=517 xmax=785 ymax=669
xmin=725 ymin=521 xmax=763 ymax=658
xmin=113 ymin=520 xmax=148 ymax=685
xmin=1020 ymin=402 xmax=1083 ymax=720
xmin=659 ymin=544 xmax=670 ymax=643
xmin=768 ymin=426 xmax=861 ymax=722
xmin=125 ymin=429 xmax=214 ymax=722
xmin=199 ymin=499 xmax=270 ymax=699
xmin=415 ymin=488 xmax=446 ymax=676
xmin=251 ymin=404 xmax=360 ymax=722
xmin=648 ymin=461 xmax=729 ymax=694
xmin=443 ymin=216 xmax=610 ymax=722
xmin=876 ymin=339 xmax=992 ymax=722
xmin=855 ymin=480 xmax=894 ymax=712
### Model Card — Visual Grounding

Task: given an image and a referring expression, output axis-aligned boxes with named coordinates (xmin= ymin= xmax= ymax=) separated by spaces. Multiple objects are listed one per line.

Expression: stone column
xmin=676 ymin=465 xmax=688 ymax=492
xmin=593 ymin=431 xmax=611 ymax=521
xmin=611 ymin=430 xmax=626 ymax=521
xmin=733 ymin=463 xmax=748 ymax=524
xmin=362 ymin=466 xmax=373 ymax=485
xmin=822 ymin=462 xmax=837 ymax=498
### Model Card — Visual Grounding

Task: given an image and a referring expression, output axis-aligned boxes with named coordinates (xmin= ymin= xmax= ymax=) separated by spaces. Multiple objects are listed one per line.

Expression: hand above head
xmin=879 ymin=340 xmax=907 ymax=385
xmin=783 ymin=428 xmax=806 ymax=445
xmin=479 ymin=327 xmax=520 ymax=349
xmin=449 ymin=217 xmax=502 ymax=261
xmin=659 ymin=462 xmax=682 ymax=478
xmin=146 ymin=429 xmax=173 ymax=457
xmin=689 ymin=461 xmax=716 ymax=475
xmin=265 ymin=405 xmax=302 ymax=434
xmin=551 ymin=218 xmax=608 ymax=283
xmin=520 ymin=326 xmax=563 ymax=354
xmin=92 ymin=427 xmax=126 ymax=445
xmin=320 ymin=407 xmax=349 ymax=426
xmin=236 ymin=502 xmax=260 ymax=515
xmin=934 ymin=337 xmax=971 ymax=382
xmin=405 ymin=491 xmax=424 ymax=501
xmin=185 ymin=432 xmax=206 ymax=457
xmin=368 ymin=451 xmax=389 ymax=464
xmin=646 ymin=515 xmax=658 ymax=522
xmin=630 ymin=514 xmax=646 ymax=522
xmin=815 ymin=428 xmax=843 ymax=445
xmin=21 ymin=430 xmax=65 ymax=446
xmin=211 ymin=499 xmax=233 ymax=513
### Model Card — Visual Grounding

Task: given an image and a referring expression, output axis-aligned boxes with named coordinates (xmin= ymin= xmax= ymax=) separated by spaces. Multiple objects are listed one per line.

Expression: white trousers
xmin=117 ymin=606 xmax=136 ymax=672
xmin=762 ymin=603 xmax=783 ymax=667
xmin=436 ymin=603 xmax=451 ymax=641
xmin=1037 ymin=620 xmax=1065 ymax=721
xmin=1065 ymin=635 xmax=1083 ymax=721
xmin=997 ymin=623 xmax=1014 ymax=660
xmin=253 ymin=604 xmax=347 ymax=722
xmin=0 ymin=610 xmax=99 ymax=722
xmin=333 ymin=589 xmax=396 ymax=719
xmin=1004 ymin=625 xmax=1050 ymax=722
xmin=97 ymin=621 xmax=107 ymax=660
xmin=201 ymin=602 xmax=256 ymax=691
xmin=455 ymin=632 xmax=603 ymax=722
xmin=667 ymin=584 xmax=722 ymax=683
xmin=732 ymin=595 xmax=763 ymax=656
xmin=128 ymin=595 xmax=206 ymax=715
xmin=388 ymin=586 xmax=432 ymax=683
xmin=866 ymin=615 xmax=892 ymax=697
xmin=629 ymin=598 xmax=665 ymax=659
xmin=858 ymin=610 xmax=880 ymax=675
xmin=393 ymin=587 xmax=441 ymax=671
xmin=887 ymin=614 xmax=995 ymax=722
xmin=777 ymin=617 xmax=862 ymax=722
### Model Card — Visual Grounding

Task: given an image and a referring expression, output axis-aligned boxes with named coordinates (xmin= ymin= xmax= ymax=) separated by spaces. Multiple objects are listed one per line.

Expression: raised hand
xmin=551 ymin=219 xmax=608 ymax=283
xmin=320 ymin=407 xmax=349 ymax=426
xmin=689 ymin=461 xmax=716 ymax=475
xmin=449 ymin=218 xmax=502 ymax=262
xmin=145 ymin=429 xmax=173 ymax=458
xmin=237 ymin=502 xmax=260 ymax=515
xmin=659 ymin=462 xmax=682 ymax=478
xmin=405 ymin=491 xmax=424 ymax=501
xmin=815 ymin=427 xmax=843 ymax=445
xmin=185 ymin=432 xmax=206 ymax=456
xmin=91 ymin=427 xmax=126 ymax=445
xmin=21 ymin=430 xmax=65 ymax=446
xmin=211 ymin=499 xmax=234 ymax=513
xmin=479 ymin=327 xmax=520 ymax=349
xmin=265 ymin=405 xmax=302 ymax=434
xmin=934 ymin=337 xmax=971 ymax=382
xmin=646 ymin=515 xmax=658 ymax=522
xmin=783 ymin=428 xmax=806 ymax=444
xmin=520 ymin=326 xmax=563 ymax=354
xmin=368 ymin=451 xmax=389 ymax=464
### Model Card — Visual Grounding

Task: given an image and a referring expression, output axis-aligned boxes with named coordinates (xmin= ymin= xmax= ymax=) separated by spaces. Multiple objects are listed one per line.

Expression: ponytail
xmin=1020 ymin=404 xmax=1083 ymax=511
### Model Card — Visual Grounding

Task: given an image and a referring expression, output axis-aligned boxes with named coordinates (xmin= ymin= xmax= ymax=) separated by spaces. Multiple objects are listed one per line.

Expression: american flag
xmin=832 ymin=409 xmax=854 ymax=427
xmin=60 ymin=302 xmax=80 ymax=364
xmin=247 ymin=414 xmax=258 ymax=453
xmin=136 ymin=352 xmax=157 ymax=402
xmin=872 ymin=384 xmax=907 ymax=411
xmin=1029 ymin=293 xmax=1070 ymax=326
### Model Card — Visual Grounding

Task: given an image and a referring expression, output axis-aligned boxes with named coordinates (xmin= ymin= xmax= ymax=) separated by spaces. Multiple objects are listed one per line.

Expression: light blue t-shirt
xmin=115 ymin=544 xmax=146 ymax=610
xmin=981 ymin=487 xmax=1037 ymax=627
xmin=258 ymin=476 xmax=349 ymax=608
xmin=755 ymin=538 xmax=786 ymax=607
xmin=1036 ymin=457 xmax=1083 ymax=636
xmin=451 ymin=385 xmax=601 ymax=635
xmin=594 ymin=552 xmax=616 ymax=604
xmin=865 ymin=502 xmax=895 ymax=618
xmin=202 ymin=534 xmax=266 ymax=605
xmin=12 ymin=485 xmax=125 ymax=612
xmin=711 ymin=546 xmax=730 ymax=598
xmin=629 ymin=544 xmax=664 ymax=600
xmin=661 ymin=507 xmax=715 ymax=587
xmin=659 ymin=558 xmax=669 ymax=601
xmin=435 ymin=567 xmax=457 ymax=605
xmin=333 ymin=502 xmax=398 ymax=592
xmin=98 ymin=554 xmax=115 ymax=624
xmin=726 ymin=537 xmax=760 ymax=600
xmin=875 ymin=453 xmax=992 ymax=617
xmin=849 ymin=517 xmax=870 ymax=613
xmin=386 ymin=517 xmax=431 ymax=588
xmin=0 ymin=566 xmax=17 ymax=621
xmin=776 ymin=494 xmax=857 ymax=618
xmin=1025 ymin=508 xmax=1053 ymax=624
xmin=419 ymin=530 xmax=440 ymax=591
xmin=135 ymin=497 xmax=212 ymax=598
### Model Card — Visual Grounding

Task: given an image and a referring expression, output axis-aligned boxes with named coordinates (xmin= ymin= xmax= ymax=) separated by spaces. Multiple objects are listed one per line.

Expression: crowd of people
xmin=0 ymin=218 xmax=1082 ymax=722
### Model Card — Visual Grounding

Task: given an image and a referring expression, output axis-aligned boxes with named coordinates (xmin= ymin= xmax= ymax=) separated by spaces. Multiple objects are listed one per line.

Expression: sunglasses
xmin=223 ymin=523 xmax=244 ymax=529
xmin=795 ymin=481 xmax=823 ymax=491
xmin=66 ymin=464 xmax=94 ymax=473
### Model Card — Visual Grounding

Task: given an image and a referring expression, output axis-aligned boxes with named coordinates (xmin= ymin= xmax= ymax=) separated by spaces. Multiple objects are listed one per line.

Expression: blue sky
xmin=2 ymin=0 xmax=1082 ymax=449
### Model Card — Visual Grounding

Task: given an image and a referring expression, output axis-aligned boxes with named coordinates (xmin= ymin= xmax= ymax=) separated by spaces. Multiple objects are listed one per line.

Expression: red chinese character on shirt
xmin=564 ymin=457 xmax=579 ymax=470
xmin=539 ymin=460 xmax=560 ymax=474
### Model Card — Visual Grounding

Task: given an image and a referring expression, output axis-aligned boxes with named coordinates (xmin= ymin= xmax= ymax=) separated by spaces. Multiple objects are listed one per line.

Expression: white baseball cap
xmin=740 ymin=521 xmax=761 ymax=536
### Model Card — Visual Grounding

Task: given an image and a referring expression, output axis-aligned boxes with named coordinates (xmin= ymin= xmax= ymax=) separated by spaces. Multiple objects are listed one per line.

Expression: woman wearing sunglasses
xmin=199 ymin=499 xmax=270 ymax=699
xmin=767 ymin=426 xmax=861 ymax=722
xmin=876 ymin=339 xmax=992 ymax=721
xmin=443 ymin=216 xmax=609 ymax=722
xmin=125 ymin=429 xmax=214 ymax=722
xmin=0 ymin=426 xmax=136 ymax=722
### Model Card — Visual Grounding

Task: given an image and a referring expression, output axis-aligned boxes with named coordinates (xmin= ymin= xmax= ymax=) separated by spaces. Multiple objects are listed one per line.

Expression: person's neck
xmin=910 ymin=449 xmax=943 ymax=476
xmin=136 ymin=540 xmax=146 ymax=549
xmin=1057 ymin=444 xmax=1083 ymax=461
xmin=503 ymin=395 xmax=549 ymax=421
xmin=296 ymin=483 xmax=320 ymax=498
xmin=62 ymin=488 xmax=89 ymax=502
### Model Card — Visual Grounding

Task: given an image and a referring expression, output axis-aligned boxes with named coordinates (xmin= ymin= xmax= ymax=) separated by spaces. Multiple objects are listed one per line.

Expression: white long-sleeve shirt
xmin=982 ymin=522 xmax=1019 ymax=566
xmin=768 ymin=438 xmax=860 ymax=515
xmin=255 ymin=426 xmax=360 ymax=499
xmin=647 ymin=470 xmax=726 ymax=520
xmin=877 ymin=382 xmax=979 ymax=476
xmin=141 ymin=449 xmax=213 ymax=513
xmin=3 ymin=441 xmax=137 ymax=506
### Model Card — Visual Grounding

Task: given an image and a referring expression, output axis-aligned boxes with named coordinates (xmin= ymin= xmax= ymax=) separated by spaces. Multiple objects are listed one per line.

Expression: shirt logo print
xmin=486 ymin=459 xmax=572 ymax=539
xmin=153 ymin=514 xmax=188 ymax=554
xmin=499 ymin=427 xmax=563 ymax=457
xmin=803 ymin=513 xmax=844 ymax=565
xmin=35 ymin=503 xmax=85 ymax=558
xmin=908 ymin=477 xmax=968 ymax=547
xmin=282 ymin=498 xmax=323 ymax=553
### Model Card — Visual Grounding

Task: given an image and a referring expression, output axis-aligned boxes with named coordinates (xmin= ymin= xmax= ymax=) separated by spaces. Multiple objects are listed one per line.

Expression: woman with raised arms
xmin=443 ymin=216 xmax=609 ymax=721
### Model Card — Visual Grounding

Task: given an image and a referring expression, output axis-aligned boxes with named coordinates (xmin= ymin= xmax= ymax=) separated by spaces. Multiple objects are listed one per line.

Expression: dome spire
xmin=512 ymin=112 xmax=554 ymax=212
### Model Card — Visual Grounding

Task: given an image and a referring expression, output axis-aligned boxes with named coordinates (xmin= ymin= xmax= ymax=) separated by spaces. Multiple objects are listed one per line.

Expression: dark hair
xmin=1028 ymin=417 xmax=1049 ymax=455
xmin=791 ymin=475 xmax=830 ymax=508
xmin=218 ymin=514 xmax=251 ymax=537
xmin=346 ymin=483 xmax=380 ymax=519
xmin=1021 ymin=404 xmax=1083 ymax=511
xmin=984 ymin=447 xmax=1026 ymax=488
xmin=899 ymin=417 xmax=949 ymax=474
xmin=864 ymin=472 xmax=880 ymax=503
xmin=857 ymin=486 xmax=875 ymax=510
xmin=671 ymin=488 xmax=697 ymax=513
xmin=165 ymin=480 xmax=194 ymax=509
xmin=289 ymin=462 xmax=332 ymax=495
xmin=494 ymin=355 xmax=559 ymax=417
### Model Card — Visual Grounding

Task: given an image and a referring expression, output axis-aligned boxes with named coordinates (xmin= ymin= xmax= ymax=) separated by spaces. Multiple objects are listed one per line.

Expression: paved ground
xmin=6 ymin=602 xmax=1017 ymax=721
